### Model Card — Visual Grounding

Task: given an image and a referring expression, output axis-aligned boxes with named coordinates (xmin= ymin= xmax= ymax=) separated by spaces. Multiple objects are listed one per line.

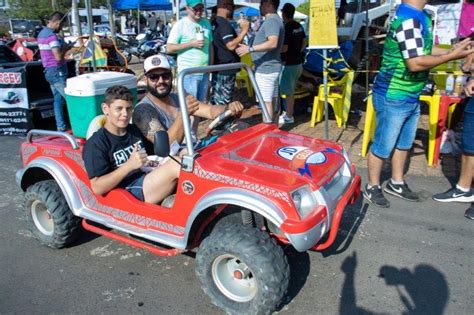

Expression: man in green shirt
xmin=166 ymin=0 xmax=213 ymax=102
xmin=364 ymin=0 xmax=473 ymax=208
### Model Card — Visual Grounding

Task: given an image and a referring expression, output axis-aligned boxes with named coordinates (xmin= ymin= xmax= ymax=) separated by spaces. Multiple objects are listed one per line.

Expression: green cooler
xmin=65 ymin=72 xmax=137 ymax=138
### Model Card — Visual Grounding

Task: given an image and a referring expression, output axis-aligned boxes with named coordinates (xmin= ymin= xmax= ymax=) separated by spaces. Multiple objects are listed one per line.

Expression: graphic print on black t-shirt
xmin=82 ymin=125 xmax=148 ymax=188
xmin=112 ymin=140 xmax=143 ymax=167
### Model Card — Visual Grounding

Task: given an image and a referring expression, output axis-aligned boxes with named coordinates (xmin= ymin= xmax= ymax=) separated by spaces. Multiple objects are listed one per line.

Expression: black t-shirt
xmin=212 ymin=16 xmax=239 ymax=73
xmin=82 ymin=125 xmax=149 ymax=188
xmin=281 ymin=20 xmax=306 ymax=66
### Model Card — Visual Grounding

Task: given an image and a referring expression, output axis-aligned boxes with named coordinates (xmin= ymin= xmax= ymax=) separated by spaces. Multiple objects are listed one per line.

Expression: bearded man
xmin=133 ymin=54 xmax=243 ymax=149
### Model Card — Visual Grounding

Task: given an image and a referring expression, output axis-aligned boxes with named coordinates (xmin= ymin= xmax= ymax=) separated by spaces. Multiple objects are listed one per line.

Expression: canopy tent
xmin=113 ymin=0 xmax=172 ymax=10
xmin=278 ymin=10 xmax=307 ymax=20
xmin=233 ymin=6 xmax=260 ymax=17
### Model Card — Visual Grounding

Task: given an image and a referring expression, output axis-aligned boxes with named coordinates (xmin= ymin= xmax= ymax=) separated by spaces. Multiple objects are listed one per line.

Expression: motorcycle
xmin=117 ymin=30 xmax=166 ymax=62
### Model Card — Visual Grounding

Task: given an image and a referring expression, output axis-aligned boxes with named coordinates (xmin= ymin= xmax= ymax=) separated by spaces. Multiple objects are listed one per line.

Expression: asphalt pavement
xmin=0 ymin=135 xmax=473 ymax=314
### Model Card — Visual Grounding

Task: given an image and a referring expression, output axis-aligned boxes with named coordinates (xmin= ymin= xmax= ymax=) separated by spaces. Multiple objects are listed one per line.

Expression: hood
xmin=199 ymin=128 xmax=347 ymax=191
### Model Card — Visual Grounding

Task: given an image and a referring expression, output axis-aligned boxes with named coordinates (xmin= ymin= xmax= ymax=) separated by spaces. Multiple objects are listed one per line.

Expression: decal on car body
xmin=182 ymin=180 xmax=195 ymax=195
xmin=277 ymin=146 xmax=330 ymax=178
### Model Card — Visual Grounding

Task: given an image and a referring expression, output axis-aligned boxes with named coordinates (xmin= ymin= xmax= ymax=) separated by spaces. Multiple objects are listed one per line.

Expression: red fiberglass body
xmin=18 ymin=123 xmax=360 ymax=253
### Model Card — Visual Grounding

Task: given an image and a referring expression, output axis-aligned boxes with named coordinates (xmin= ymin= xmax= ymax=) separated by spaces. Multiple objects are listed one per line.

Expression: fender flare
xmin=183 ymin=187 xmax=287 ymax=242
xmin=17 ymin=157 xmax=85 ymax=216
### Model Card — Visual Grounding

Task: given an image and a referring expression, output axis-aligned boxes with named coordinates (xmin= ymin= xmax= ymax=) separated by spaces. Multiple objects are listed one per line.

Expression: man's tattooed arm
xmin=132 ymin=105 xmax=165 ymax=144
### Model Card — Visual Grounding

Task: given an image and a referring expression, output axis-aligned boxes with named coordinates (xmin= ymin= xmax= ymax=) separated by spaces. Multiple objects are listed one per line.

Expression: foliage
xmin=296 ymin=1 xmax=310 ymax=16
xmin=6 ymin=0 xmax=109 ymax=22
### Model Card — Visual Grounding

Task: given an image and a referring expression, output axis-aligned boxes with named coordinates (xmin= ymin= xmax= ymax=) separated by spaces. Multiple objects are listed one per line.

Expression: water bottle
xmin=453 ymin=75 xmax=463 ymax=96
xmin=445 ymin=74 xmax=454 ymax=95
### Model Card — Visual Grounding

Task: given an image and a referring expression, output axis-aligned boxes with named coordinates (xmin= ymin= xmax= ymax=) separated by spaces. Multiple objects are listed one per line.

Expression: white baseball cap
xmin=144 ymin=54 xmax=171 ymax=74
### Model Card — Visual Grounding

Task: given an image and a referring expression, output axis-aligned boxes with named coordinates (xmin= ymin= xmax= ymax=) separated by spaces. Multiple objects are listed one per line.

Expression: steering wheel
xmin=206 ymin=110 xmax=236 ymax=136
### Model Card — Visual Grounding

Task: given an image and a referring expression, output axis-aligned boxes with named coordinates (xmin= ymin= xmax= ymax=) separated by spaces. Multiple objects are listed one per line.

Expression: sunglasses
xmin=147 ymin=72 xmax=172 ymax=81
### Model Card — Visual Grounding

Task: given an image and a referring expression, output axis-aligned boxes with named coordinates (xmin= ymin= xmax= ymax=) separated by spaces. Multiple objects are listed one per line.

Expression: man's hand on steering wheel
xmin=206 ymin=101 xmax=244 ymax=136
xmin=227 ymin=101 xmax=244 ymax=118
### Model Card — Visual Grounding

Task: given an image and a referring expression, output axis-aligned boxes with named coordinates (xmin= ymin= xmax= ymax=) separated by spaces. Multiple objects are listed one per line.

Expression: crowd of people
xmin=37 ymin=0 xmax=474 ymax=219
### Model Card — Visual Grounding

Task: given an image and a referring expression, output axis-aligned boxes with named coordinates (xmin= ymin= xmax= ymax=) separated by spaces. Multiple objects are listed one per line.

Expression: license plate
xmin=40 ymin=109 xmax=54 ymax=118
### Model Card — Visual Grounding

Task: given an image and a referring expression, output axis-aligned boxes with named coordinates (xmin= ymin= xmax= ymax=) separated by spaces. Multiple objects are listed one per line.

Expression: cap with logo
xmin=143 ymin=54 xmax=171 ymax=74
xmin=186 ymin=0 xmax=203 ymax=7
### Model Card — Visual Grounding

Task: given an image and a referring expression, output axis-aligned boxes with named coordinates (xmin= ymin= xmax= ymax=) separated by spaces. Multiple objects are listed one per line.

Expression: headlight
xmin=291 ymin=186 xmax=317 ymax=219
xmin=341 ymin=148 xmax=352 ymax=176
xmin=342 ymin=148 xmax=350 ymax=163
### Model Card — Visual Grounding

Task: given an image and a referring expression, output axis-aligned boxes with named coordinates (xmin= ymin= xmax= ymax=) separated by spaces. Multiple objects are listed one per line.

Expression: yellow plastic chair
xmin=361 ymin=91 xmax=442 ymax=166
xmin=310 ymin=70 xmax=354 ymax=127
xmin=235 ymin=54 xmax=254 ymax=97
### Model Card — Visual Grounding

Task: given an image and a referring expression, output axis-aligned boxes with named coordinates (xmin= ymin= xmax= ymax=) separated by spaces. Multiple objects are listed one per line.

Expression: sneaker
xmin=384 ymin=180 xmax=421 ymax=202
xmin=279 ymin=113 xmax=294 ymax=125
xmin=465 ymin=204 xmax=474 ymax=220
xmin=57 ymin=127 xmax=68 ymax=132
xmin=363 ymin=184 xmax=390 ymax=208
xmin=432 ymin=187 xmax=474 ymax=203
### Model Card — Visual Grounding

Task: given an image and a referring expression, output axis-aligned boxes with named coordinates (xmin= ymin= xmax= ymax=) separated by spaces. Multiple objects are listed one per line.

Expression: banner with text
xmin=0 ymin=66 xmax=31 ymax=135
xmin=309 ymin=0 xmax=339 ymax=49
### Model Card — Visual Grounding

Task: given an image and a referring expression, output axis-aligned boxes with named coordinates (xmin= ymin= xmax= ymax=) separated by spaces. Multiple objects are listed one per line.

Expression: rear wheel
xmin=196 ymin=224 xmax=289 ymax=314
xmin=24 ymin=180 xmax=81 ymax=248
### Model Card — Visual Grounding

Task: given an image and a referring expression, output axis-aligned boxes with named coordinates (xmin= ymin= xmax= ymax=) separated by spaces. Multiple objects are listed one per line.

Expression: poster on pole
xmin=0 ymin=66 xmax=31 ymax=135
xmin=308 ymin=0 xmax=339 ymax=49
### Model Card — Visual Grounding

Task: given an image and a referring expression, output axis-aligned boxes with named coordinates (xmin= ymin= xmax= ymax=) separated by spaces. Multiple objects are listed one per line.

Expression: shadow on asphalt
xmin=378 ymin=264 xmax=449 ymax=314
xmin=277 ymin=193 xmax=369 ymax=310
xmin=71 ymin=227 xmax=101 ymax=247
xmin=276 ymin=246 xmax=310 ymax=311
xmin=321 ymin=194 xmax=368 ymax=258
xmin=338 ymin=251 xmax=450 ymax=314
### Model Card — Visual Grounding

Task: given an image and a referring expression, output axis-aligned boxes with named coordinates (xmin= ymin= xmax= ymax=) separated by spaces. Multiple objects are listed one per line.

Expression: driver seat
xmin=86 ymin=115 xmax=106 ymax=139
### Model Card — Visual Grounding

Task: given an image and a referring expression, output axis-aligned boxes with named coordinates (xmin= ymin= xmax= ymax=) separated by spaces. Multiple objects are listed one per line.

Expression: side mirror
xmin=154 ymin=131 xmax=170 ymax=157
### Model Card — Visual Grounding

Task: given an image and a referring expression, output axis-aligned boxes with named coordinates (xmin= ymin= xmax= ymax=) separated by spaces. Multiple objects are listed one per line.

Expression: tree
xmin=297 ymin=1 xmax=310 ymax=16
xmin=6 ymin=0 xmax=108 ymax=22
xmin=7 ymin=0 xmax=63 ymax=21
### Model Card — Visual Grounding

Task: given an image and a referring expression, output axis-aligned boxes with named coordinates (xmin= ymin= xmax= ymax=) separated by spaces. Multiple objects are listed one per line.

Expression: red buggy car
xmin=17 ymin=64 xmax=360 ymax=314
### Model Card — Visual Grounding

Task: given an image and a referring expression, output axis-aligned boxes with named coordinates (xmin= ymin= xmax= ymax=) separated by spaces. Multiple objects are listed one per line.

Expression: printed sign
xmin=308 ymin=0 xmax=339 ymax=49
xmin=434 ymin=2 xmax=463 ymax=44
xmin=0 ymin=66 xmax=31 ymax=135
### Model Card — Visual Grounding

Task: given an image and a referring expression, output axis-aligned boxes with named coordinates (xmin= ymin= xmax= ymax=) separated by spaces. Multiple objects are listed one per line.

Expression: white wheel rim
xmin=31 ymin=200 xmax=54 ymax=236
xmin=211 ymin=254 xmax=257 ymax=302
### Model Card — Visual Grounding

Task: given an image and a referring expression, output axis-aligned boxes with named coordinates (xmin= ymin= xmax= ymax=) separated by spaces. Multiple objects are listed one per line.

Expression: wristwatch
xmin=249 ymin=46 xmax=255 ymax=53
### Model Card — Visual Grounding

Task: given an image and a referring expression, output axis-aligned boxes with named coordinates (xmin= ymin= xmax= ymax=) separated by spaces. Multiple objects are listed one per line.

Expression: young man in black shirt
xmin=211 ymin=0 xmax=249 ymax=105
xmin=279 ymin=3 xmax=307 ymax=125
xmin=82 ymin=85 xmax=180 ymax=204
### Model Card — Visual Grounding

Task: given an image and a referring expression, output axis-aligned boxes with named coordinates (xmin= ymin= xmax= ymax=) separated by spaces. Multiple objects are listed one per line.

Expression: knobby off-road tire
xmin=196 ymin=224 xmax=290 ymax=315
xmin=24 ymin=180 xmax=81 ymax=248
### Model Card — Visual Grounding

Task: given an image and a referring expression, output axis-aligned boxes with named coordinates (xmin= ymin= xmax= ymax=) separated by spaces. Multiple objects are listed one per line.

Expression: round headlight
xmin=291 ymin=191 xmax=302 ymax=210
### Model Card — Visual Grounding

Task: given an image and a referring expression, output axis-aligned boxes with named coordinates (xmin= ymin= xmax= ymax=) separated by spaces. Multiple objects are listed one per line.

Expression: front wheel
xmin=24 ymin=180 xmax=81 ymax=248
xmin=196 ymin=224 xmax=290 ymax=314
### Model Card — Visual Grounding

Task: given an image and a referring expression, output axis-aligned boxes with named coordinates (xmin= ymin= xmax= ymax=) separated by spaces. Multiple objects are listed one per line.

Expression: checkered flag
xmin=395 ymin=18 xmax=425 ymax=59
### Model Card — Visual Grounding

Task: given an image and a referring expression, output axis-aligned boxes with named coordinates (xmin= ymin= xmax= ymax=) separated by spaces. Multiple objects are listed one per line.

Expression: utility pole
xmin=85 ymin=0 xmax=96 ymax=72
xmin=71 ymin=0 xmax=82 ymax=37
xmin=107 ymin=0 xmax=116 ymax=38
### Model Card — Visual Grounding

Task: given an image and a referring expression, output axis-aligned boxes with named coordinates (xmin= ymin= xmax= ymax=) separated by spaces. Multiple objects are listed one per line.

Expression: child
xmin=82 ymin=85 xmax=180 ymax=204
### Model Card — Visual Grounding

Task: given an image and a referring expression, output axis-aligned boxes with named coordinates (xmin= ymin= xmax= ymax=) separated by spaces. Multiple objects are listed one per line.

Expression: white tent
xmin=278 ymin=10 xmax=307 ymax=20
